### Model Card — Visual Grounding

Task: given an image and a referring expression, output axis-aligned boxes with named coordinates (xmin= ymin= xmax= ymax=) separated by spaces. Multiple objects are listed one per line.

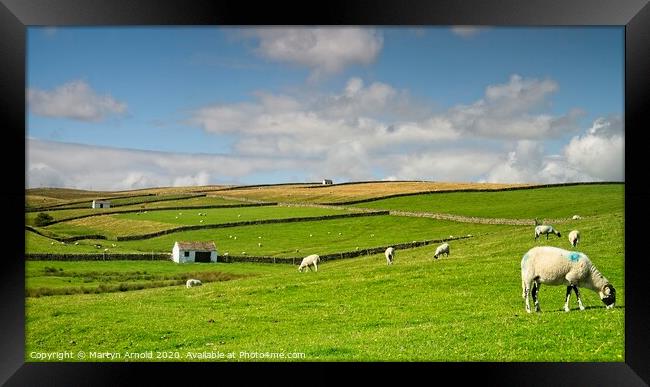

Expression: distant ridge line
xmin=320 ymin=181 xmax=623 ymax=206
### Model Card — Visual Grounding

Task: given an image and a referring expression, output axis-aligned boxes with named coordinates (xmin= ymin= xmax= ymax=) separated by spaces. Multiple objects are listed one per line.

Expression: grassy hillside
xmin=25 ymin=208 xmax=624 ymax=361
xmin=353 ymin=184 xmax=623 ymax=219
xmin=24 ymin=182 xmax=625 ymax=362
xmin=215 ymin=181 xmax=530 ymax=204
xmin=25 ymin=196 xmax=246 ymax=225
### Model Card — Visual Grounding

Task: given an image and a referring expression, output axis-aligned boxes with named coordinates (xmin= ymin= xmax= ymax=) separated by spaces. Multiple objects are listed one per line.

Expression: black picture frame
xmin=2 ymin=0 xmax=648 ymax=385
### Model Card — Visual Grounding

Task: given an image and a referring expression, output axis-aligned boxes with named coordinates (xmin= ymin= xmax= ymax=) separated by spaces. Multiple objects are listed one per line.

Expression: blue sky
xmin=26 ymin=26 xmax=624 ymax=190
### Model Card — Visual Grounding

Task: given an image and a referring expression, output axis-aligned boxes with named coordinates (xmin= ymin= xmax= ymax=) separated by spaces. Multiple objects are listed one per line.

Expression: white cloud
xmin=28 ymin=76 xmax=622 ymax=188
xmin=483 ymin=116 xmax=624 ymax=183
xmin=387 ymin=150 xmax=502 ymax=182
xmin=191 ymin=75 xmax=580 ymax=164
xmin=26 ymin=139 xmax=309 ymax=190
xmin=564 ymin=116 xmax=624 ymax=181
xmin=28 ymin=80 xmax=127 ymax=122
xmin=245 ymin=27 xmax=383 ymax=79
xmin=448 ymin=75 xmax=583 ymax=139
xmin=186 ymin=74 xmax=607 ymax=184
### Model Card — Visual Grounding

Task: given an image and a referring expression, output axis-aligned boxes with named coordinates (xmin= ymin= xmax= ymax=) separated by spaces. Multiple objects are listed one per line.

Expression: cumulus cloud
xmin=28 ymin=80 xmax=127 ymax=122
xmin=28 ymin=76 xmax=622 ymax=188
xmin=191 ymin=75 xmax=580 ymax=166
xmin=564 ymin=115 xmax=624 ymax=181
xmin=26 ymin=139 xmax=310 ymax=190
xmin=483 ymin=116 xmax=624 ymax=183
xmin=386 ymin=150 xmax=503 ymax=182
xmin=448 ymin=75 xmax=583 ymax=139
xmin=187 ymin=74 xmax=606 ymax=183
xmin=245 ymin=27 xmax=383 ymax=79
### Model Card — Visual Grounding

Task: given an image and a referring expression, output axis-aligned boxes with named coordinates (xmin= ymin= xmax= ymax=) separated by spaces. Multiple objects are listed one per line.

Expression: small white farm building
xmin=322 ymin=179 xmax=333 ymax=185
xmin=91 ymin=200 xmax=111 ymax=209
xmin=172 ymin=241 xmax=218 ymax=263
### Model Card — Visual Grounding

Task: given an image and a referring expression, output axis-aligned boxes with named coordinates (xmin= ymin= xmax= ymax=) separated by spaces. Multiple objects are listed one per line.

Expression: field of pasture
xmin=24 ymin=182 xmax=625 ymax=362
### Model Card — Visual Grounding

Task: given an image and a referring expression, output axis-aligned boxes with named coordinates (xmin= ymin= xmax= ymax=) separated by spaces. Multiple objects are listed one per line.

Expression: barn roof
xmin=175 ymin=241 xmax=216 ymax=251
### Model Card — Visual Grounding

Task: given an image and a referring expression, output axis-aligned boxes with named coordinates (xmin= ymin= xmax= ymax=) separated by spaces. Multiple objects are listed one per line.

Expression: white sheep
xmin=385 ymin=247 xmax=395 ymax=265
xmin=534 ymin=225 xmax=561 ymax=241
xmin=186 ymin=279 xmax=202 ymax=288
xmin=572 ymin=215 xmax=582 ymax=220
xmin=568 ymin=230 xmax=580 ymax=248
xmin=298 ymin=254 xmax=320 ymax=272
xmin=520 ymin=246 xmax=616 ymax=313
xmin=433 ymin=243 xmax=449 ymax=259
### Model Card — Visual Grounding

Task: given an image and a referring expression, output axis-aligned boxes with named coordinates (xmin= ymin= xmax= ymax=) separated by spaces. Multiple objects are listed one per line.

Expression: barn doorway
xmin=195 ymin=251 xmax=212 ymax=263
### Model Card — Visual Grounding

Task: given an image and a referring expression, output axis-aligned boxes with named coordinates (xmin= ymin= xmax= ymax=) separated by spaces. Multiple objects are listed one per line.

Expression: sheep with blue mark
xmin=568 ymin=230 xmax=580 ymax=248
xmin=433 ymin=242 xmax=449 ymax=259
xmin=298 ymin=254 xmax=320 ymax=272
xmin=520 ymin=246 xmax=616 ymax=313
xmin=385 ymin=247 xmax=395 ymax=265
xmin=534 ymin=225 xmax=561 ymax=241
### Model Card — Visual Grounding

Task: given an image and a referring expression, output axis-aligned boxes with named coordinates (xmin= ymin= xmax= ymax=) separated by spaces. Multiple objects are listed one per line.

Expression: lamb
xmin=568 ymin=230 xmax=580 ymax=248
xmin=520 ymin=246 xmax=616 ymax=313
xmin=385 ymin=247 xmax=395 ymax=265
xmin=433 ymin=243 xmax=449 ymax=259
xmin=534 ymin=225 xmax=561 ymax=241
xmin=572 ymin=215 xmax=582 ymax=220
xmin=186 ymin=279 xmax=202 ymax=288
xmin=298 ymin=254 xmax=320 ymax=272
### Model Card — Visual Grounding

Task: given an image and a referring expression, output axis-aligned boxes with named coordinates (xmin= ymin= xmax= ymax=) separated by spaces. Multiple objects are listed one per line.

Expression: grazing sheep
xmin=385 ymin=247 xmax=395 ymax=265
xmin=298 ymin=254 xmax=320 ymax=272
xmin=572 ymin=215 xmax=582 ymax=220
xmin=520 ymin=246 xmax=616 ymax=313
xmin=568 ymin=230 xmax=580 ymax=248
xmin=186 ymin=279 xmax=202 ymax=288
xmin=535 ymin=225 xmax=561 ymax=241
xmin=433 ymin=243 xmax=450 ymax=259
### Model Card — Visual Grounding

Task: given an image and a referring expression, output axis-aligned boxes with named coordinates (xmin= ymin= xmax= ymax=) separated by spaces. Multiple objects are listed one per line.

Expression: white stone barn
xmin=172 ymin=241 xmax=218 ymax=263
xmin=91 ymin=200 xmax=111 ymax=209
xmin=322 ymin=179 xmax=333 ymax=185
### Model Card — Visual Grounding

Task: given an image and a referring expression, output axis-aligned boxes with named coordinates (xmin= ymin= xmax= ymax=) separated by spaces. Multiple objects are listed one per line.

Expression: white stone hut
xmin=91 ymin=200 xmax=111 ymax=209
xmin=322 ymin=179 xmax=333 ymax=185
xmin=172 ymin=241 xmax=218 ymax=263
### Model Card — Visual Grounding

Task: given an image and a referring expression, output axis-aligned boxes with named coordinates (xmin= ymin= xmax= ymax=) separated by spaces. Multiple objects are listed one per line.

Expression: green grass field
xmin=352 ymin=184 xmax=623 ymax=219
xmin=24 ymin=183 xmax=625 ymax=362
xmin=34 ymin=205 xmax=363 ymax=241
xmin=25 ymin=196 xmax=246 ymax=226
